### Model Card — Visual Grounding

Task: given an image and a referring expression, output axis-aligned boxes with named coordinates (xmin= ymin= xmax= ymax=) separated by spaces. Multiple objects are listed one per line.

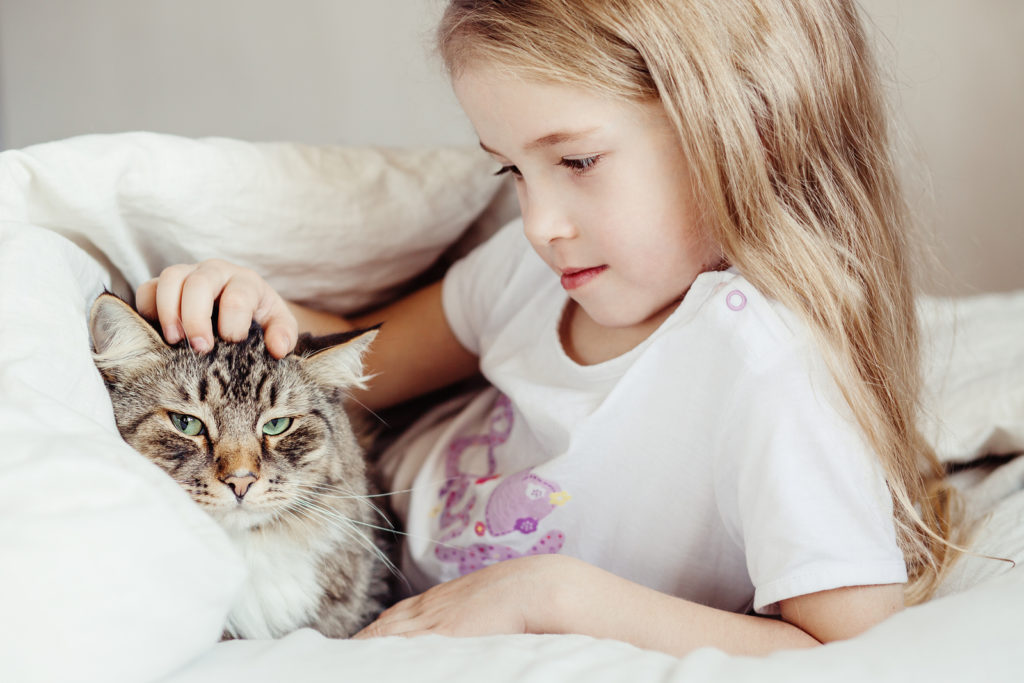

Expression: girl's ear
xmin=297 ymin=327 xmax=378 ymax=391
xmin=89 ymin=293 xmax=168 ymax=374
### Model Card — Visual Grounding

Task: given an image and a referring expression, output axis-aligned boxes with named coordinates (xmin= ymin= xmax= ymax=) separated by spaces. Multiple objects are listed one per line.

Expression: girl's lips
xmin=560 ymin=265 xmax=607 ymax=290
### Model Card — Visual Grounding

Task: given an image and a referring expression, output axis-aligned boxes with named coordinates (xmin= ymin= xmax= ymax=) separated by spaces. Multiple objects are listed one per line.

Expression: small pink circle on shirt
xmin=726 ymin=290 xmax=747 ymax=311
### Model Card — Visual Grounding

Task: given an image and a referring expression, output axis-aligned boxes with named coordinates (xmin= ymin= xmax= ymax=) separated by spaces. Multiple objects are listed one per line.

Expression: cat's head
xmin=89 ymin=293 xmax=377 ymax=533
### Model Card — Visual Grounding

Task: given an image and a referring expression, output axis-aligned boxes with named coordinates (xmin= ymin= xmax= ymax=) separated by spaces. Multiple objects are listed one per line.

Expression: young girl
xmin=137 ymin=0 xmax=959 ymax=657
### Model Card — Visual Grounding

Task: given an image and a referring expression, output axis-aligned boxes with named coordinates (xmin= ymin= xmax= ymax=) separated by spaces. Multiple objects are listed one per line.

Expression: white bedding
xmin=1 ymin=133 xmax=1021 ymax=683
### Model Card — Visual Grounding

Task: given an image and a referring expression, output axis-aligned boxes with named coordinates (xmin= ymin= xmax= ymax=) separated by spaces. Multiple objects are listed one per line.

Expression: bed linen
xmin=0 ymin=133 xmax=1021 ymax=683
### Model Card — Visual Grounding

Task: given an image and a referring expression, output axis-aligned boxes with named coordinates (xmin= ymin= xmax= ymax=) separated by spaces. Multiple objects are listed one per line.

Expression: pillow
xmin=0 ymin=132 xmax=509 ymax=313
xmin=918 ymin=292 xmax=1024 ymax=462
xmin=0 ymin=224 xmax=246 ymax=683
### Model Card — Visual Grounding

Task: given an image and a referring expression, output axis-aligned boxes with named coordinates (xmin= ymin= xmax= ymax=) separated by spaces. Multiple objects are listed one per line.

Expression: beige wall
xmin=0 ymin=0 xmax=468 ymax=146
xmin=1 ymin=0 xmax=1021 ymax=294
xmin=858 ymin=0 xmax=1024 ymax=295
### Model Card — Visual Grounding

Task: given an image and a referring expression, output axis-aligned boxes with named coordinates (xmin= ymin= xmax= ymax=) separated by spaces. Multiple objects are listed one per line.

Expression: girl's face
xmin=453 ymin=65 xmax=722 ymax=336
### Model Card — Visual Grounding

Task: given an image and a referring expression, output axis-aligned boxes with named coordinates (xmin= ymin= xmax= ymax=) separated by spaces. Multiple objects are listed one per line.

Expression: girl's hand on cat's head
xmin=136 ymin=259 xmax=298 ymax=359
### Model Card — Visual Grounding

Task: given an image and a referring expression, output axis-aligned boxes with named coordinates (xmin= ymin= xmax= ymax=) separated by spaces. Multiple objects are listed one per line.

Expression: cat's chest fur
xmin=223 ymin=524 xmax=340 ymax=639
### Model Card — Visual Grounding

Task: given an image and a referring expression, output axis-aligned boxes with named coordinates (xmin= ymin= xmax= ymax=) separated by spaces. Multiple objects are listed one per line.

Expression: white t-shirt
xmin=386 ymin=219 xmax=907 ymax=614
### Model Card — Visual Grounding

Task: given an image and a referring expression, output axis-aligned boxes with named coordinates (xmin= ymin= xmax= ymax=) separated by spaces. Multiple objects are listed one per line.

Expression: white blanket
xmin=1 ymin=133 xmax=1021 ymax=683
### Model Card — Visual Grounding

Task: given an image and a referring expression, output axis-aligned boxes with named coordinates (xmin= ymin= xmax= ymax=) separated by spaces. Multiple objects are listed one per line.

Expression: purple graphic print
xmin=485 ymin=470 xmax=561 ymax=536
xmin=434 ymin=532 xmax=566 ymax=575
xmin=433 ymin=394 xmax=570 ymax=575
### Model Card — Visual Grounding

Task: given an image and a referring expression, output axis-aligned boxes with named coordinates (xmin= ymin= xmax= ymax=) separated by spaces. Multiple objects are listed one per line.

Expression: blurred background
xmin=0 ymin=0 xmax=1021 ymax=294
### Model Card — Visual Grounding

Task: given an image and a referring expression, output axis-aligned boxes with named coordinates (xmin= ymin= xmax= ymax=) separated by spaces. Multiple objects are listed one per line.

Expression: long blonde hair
xmin=439 ymin=0 xmax=959 ymax=604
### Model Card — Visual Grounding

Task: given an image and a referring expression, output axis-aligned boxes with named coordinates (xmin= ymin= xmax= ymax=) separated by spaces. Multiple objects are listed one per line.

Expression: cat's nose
xmin=222 ymin=473 xmax=258 ymax=501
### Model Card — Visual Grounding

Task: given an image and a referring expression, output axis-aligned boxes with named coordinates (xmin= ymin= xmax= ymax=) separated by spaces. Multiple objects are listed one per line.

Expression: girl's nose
xmin=521 ymin=190 xmax=577 ymax=246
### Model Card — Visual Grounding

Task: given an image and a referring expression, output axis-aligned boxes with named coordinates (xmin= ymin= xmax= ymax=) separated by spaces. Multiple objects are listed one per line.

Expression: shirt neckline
xmin=548 ymin=267 xmax=738 ymax=375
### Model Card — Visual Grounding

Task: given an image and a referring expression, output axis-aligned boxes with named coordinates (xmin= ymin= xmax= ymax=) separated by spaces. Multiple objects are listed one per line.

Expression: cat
xmin=88 ymin=292 xmax=391 ymax=639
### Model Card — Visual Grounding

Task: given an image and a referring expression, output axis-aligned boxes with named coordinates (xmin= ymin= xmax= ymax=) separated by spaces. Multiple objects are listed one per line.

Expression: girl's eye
xmin=493 ymin=164 xmax=522 ymax=179
xmin=169 ymin=412 xmax=205 ymax=436
xmin=560 ymin=155 xmax=602 ymax=175
xmin=262 ymin=417 xmax=293 ymax=436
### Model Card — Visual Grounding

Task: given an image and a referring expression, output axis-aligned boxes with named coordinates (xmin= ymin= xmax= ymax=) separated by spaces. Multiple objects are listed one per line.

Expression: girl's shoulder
xmin=665 ymin=269 xmax=818 ymax=376
xmin=668 ymin=270 xmax=854 ymax=430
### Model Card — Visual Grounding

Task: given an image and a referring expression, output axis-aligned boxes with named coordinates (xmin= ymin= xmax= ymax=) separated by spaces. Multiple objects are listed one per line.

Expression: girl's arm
xmin=137 ymin=260 xmax=479 ymax=412
xmin=355 ymin=554 xmax=904 ymax=657
xmin=319 ymin=280 xmax=480 ymax=412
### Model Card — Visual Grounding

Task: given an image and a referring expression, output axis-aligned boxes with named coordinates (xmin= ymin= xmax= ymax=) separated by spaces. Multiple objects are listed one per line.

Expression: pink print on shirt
xmin=485 ymin=470 xmax=563 ymax=535
xmin=434 ymin=531 xmax=567 ymax=576
xmin=434 ymin=394 xmax=569 ymax=575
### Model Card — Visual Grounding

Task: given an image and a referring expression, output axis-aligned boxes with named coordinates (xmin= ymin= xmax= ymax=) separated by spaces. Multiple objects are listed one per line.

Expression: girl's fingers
xmin=219 ymin=270 xmax=298 ymax=358
xmin=353 ymin=615 xmax=422 ymax=639
xmin=136 ymin=273 xmax=183 ymax=343
xmin=134 ymin=278 xmax=159 ymax=320
xmin=135 ymin=260 xmax=297 ymax=357
xmin=178 ymin=262 xmax=233 ymax=352
xmin=153 ymin=263 xmax=200 ymax=344
xmin=258 ymin=303 xmax=299 ymax=359
xmin=216 ymin=275 xmax=261 ymax=343
xmin=352 ymin=599 xmax=419 ymax=639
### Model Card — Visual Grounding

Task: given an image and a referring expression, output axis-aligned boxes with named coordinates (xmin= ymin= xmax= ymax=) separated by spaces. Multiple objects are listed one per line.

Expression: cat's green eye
xmin=262 ymin=417 xmax=293 ymax=436
xmin=169 ymin=412 xmax=205 ymax=436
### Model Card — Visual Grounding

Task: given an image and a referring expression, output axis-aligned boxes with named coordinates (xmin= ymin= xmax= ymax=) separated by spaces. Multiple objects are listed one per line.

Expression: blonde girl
xmin=138 ymin=0 xmax=958 ymax=657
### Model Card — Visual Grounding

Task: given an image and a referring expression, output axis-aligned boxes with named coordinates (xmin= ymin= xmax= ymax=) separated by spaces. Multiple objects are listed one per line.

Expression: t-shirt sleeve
xmin=441 ymin=218 xmax=530 ymax=356
xmin=714 ymin=332 xmax=909 ymax=615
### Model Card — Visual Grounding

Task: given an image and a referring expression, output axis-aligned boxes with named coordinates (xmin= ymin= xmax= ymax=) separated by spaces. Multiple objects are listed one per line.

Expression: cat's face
xmin=89 ymin=294 xmax=376 ymax=533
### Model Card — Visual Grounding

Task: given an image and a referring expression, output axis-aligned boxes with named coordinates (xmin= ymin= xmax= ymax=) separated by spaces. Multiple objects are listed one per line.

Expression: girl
xmin=138 ymin=0 xmax=959 ymax=657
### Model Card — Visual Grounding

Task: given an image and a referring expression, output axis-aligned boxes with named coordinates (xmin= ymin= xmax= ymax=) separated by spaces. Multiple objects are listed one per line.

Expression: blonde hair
xmin=439 ymin=0 xmax=960 ymax=604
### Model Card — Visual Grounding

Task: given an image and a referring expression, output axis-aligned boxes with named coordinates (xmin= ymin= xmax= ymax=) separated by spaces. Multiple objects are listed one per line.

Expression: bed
xmin=1 ymin=132 xmax=1021 ymax=683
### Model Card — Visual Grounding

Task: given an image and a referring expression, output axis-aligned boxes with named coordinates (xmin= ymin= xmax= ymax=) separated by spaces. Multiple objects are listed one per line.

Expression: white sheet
xmin=164 ymin=563 xmax=1024 ymax=683
xmin=1 ymin=134 xmax=1021 ymax=683
xmin=919 ymin=292 xmax=1024 ymax=462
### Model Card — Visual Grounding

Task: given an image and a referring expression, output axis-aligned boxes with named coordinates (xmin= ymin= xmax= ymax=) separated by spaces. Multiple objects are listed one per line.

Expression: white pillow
xmin=919 ymin=292 xmax=1024 ymax=462
xmin=0 ymin=132 xmax=507 ymax=312
xmin=0 ymin=224 xmax=245 ymax=683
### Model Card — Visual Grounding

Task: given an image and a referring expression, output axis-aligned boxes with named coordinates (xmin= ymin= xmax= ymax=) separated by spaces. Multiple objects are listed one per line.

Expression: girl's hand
xmin=135 ymin=259 xmax=298 ymax=358
xmin=353 ymin=554 xmax=573 ymax=639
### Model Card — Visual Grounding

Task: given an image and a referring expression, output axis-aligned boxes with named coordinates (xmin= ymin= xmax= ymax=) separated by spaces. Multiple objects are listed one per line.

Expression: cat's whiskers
xmin=344 ymin=394 xmax=388 ymax=429
xmin=287 ymin=482 xmax=396 ymax=529
xmin=281 ymin=498 xmax=353 ymax=541
xmin=289 ymin=496 xmax=378 ymax=544
xmin=276 ymin=503 xmax=318 ymax=535
xmin=291 ymin=490 xmax=466 ymax=554
xmin=287 ymin=499 xmax=401 ymax=579
xmin=291 ymin=479 xmax=458 ymax=502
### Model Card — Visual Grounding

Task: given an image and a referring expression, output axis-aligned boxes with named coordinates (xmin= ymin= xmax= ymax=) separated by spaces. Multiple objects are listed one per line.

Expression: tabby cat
xmin=89 ymin=293 xmax=390 ymax=639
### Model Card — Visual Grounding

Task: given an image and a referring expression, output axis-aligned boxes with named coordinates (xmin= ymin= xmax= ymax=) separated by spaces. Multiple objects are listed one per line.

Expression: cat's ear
xmin=297 ymin=327 xmax=378 ymax=391
xmin=89 ymin=293 xmax=168 ymax=374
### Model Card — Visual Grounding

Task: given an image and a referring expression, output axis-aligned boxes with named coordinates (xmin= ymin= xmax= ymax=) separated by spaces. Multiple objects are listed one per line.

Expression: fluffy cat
xmin=89 ymin=293 xmax=390 ymax=639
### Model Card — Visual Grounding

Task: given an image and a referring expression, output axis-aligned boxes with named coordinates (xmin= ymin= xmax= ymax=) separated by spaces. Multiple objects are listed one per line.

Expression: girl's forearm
xmin=287 ymin=301 xmax=354 ymax=336
xmin=288 ymin=282 xmax=480 ymax=411
xmin=534 ymin=556 xmax=820 ymax=657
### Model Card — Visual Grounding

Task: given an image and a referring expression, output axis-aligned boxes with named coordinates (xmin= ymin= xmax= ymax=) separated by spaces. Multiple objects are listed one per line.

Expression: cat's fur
xmin=89 ymin=293 xmax=390 ymax=639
